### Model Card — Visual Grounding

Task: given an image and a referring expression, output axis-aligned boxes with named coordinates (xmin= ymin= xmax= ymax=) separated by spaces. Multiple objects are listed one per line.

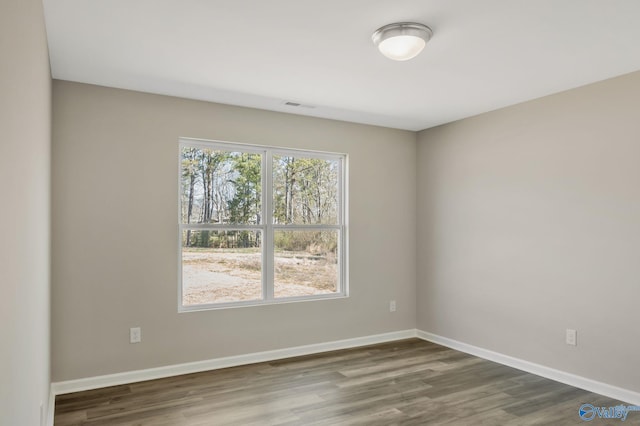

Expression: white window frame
xmin=178 ymin=137 xmax=348 ymax=311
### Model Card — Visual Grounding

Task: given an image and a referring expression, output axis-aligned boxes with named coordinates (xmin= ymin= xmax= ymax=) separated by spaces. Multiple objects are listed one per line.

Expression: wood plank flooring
xmin=54 ymin=339 xmax=636 ymax=425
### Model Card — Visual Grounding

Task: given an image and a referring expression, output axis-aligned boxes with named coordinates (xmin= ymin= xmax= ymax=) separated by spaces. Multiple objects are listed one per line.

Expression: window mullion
xmin=272 ymin=224 xmax=341 ymax=230
xmin=264 ymin=150 xmax=274 ymax=300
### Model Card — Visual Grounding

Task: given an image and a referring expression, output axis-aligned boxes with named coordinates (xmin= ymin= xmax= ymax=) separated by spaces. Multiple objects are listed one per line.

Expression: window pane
xmin=182 ymin=230 xmax=262 ymax=305
xmin=272 ymin=155 xmax=338 ymax=225
xmin=181 ymin=147 xmax=262 ymax=225
xmin=274 ymin=230 xmax=338 ymax=298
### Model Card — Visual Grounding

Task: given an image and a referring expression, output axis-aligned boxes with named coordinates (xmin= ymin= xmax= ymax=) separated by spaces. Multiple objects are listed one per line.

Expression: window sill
xmin=178 ymin=293 xmax=348 ymax=313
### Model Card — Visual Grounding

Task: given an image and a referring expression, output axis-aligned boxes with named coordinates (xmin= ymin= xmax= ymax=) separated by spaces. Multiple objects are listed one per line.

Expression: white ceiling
xmin=43 ymin=0 xmax=640 ymax=131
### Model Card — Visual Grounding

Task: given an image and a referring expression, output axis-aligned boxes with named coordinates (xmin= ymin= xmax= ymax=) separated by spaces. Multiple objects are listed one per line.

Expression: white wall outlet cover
xmin=566 ymin=329 xmax=577 ymax=346
xmin=130 ymin=327 xmax=141 ymax=343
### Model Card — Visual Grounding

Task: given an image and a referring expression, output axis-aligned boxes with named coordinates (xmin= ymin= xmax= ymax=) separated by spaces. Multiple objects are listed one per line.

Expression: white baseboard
xmin=416 ymin=329 xmax=640 ymax=406
xmin=50 ymin=329 xmax=417 ymax=396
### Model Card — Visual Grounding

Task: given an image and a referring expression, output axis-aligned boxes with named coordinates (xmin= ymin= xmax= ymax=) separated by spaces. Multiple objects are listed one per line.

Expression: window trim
xmin=178 ymin=137 xmax=348 ymax=312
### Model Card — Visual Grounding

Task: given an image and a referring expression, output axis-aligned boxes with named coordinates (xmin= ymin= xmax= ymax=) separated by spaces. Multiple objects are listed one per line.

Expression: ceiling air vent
xmin=283 ymin=101 xmax=316 ymax=109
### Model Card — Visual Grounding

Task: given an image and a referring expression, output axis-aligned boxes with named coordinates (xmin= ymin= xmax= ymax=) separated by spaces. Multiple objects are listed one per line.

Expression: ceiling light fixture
xmin=372 ymin=22 xmax=433 ymax=61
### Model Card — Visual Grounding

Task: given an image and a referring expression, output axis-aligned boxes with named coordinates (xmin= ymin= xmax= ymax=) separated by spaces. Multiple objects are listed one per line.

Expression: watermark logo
xmin=579 ymin=403 xmax=640 ymax=422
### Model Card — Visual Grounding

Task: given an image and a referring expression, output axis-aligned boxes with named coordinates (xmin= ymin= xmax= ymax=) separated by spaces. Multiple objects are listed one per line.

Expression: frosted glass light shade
xmin=378 ymin=35 xmax=426 ymax=61
xmin=372 ymin=22 xmax=432 ymax=61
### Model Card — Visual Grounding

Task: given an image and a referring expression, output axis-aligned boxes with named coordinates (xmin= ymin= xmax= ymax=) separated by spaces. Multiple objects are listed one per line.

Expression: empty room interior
xmin=2 ymin=0 xmax=640 ymax=425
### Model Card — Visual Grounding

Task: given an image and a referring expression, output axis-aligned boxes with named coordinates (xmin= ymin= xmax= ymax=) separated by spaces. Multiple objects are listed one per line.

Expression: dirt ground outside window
xmin=182 ymin=248 xmax=337 ymax=305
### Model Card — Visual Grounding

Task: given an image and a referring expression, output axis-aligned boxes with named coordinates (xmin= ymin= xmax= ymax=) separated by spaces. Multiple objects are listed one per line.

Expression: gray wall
xmin=51 ymin=81 xmax=417 ymax=381
xmin=417 ymin=71 xmax=640 ymax=392
xmin=0 ymin=0 xmax=51 ymax=424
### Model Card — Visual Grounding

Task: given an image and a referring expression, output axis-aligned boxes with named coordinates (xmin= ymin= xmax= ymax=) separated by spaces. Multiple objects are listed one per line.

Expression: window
xmin=179 ymin=138 xmax=347 ymax=310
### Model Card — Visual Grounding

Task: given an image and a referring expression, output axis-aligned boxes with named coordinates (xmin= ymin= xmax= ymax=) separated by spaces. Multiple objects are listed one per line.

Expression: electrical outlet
xmin=566 ymin=329 xmax=577 ymax=346
xmin=389 ymin=300 xmax=396 ymax=312
xmin=130 ymin=327 xmax=141 ymax=343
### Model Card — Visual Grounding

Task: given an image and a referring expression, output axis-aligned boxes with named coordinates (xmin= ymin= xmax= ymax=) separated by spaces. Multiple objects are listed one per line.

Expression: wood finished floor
xmin=54 ymin=339 xmax=636 ymax=425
